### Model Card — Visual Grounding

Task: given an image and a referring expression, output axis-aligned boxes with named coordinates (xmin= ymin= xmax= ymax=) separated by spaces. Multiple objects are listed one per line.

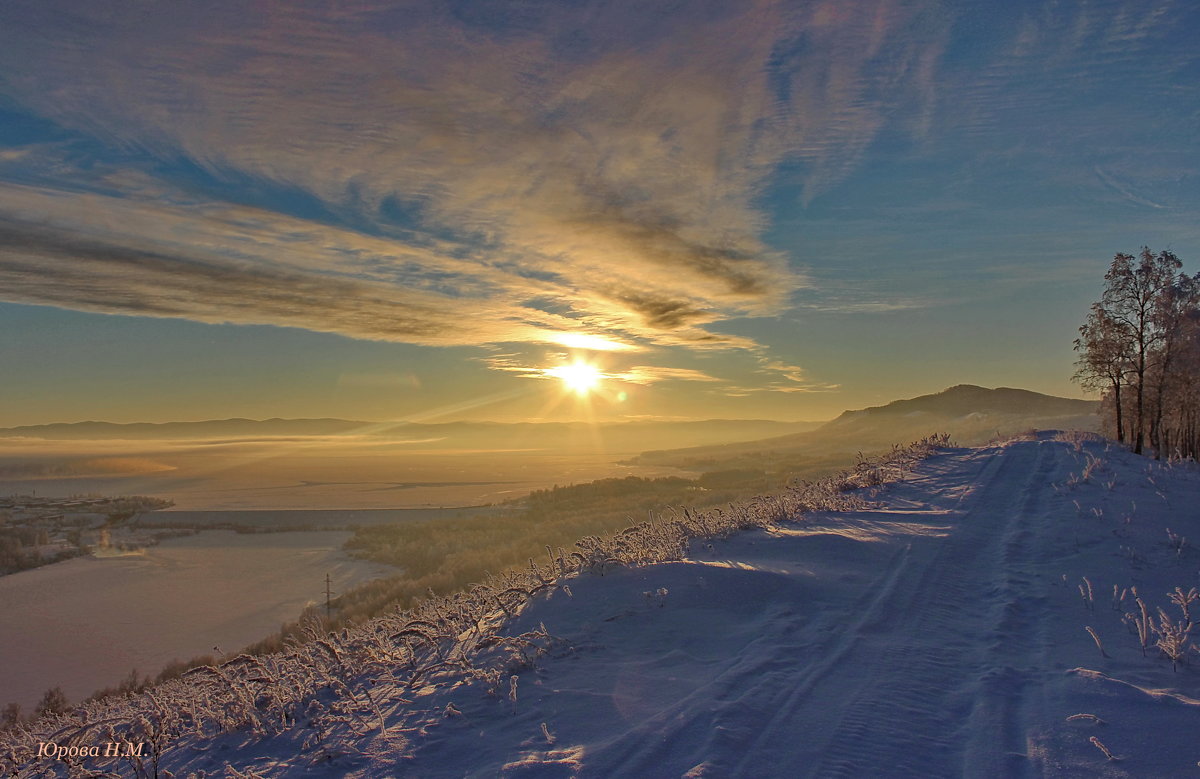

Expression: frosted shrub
xmin=1124 ymin=587 xmax=1197 ymax=670
xmin=1089 ymin=736 xmax=1118 ymax=761
xmin=1110 ymin=585 xmax=1127 ymax=612
xmin=1052 ymin=430 xmax=1104 ymax=450
xmin=1084 ymin=626 xmax=1109 ymax=658
xmin=1154 ymin=609 xmax=1192 ymax=671
xmin=1168 ymin=587 xmax=1197 ymax=622
xmin=1123 ymin=594 xmax=1152 ymax=656
xmin=1078 ymin=578 xmax=1095 ymax=612
xmin=1165 ymin=528 xmax=1188 ymax=555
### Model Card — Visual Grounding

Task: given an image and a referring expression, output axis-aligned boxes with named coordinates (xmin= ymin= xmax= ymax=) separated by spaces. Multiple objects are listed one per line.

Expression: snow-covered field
xmin=0 ymin=531 xmax=396 ymax=712
xmin=6 ymin=433 xmax=1200 ymax=777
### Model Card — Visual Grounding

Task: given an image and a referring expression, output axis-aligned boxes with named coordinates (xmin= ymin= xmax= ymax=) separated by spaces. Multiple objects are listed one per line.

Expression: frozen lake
xmin=0 ymin=530 xmax=396 ymax=712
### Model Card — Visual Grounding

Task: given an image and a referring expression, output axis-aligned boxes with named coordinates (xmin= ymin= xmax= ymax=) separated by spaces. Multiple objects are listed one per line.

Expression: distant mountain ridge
xmin=633 ymin=385 xmax=1099 ymax=471
xmin=0 ymin=417 xmax=820 ymax=439
xmin=816 ymin=384 xmax=1097 ymax=445
xmin=830 ymin=384 xmax=1095 ymax=423
xmin=0 ymin=415 xmax=369 ymax=441
xmin=0 ymin=418 xmax=370 ymax=439
xmin=0 ymin=417 xmax=824 ymax=456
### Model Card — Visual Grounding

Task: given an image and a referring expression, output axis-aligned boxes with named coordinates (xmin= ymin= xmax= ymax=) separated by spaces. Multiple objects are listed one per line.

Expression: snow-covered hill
xmin=633 ymin=385 xmax=1099 ymax=471
xmin=6 ymin=432 xmax=1200 ymax=778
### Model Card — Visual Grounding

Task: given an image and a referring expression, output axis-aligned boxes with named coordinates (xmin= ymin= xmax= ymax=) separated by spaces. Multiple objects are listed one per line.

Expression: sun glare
xmin=548 ymin=361 xmax=603 ymax=396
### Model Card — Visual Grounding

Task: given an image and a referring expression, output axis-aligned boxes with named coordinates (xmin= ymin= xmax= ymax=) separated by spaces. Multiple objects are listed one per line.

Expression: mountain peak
xmin=942 ymin=384 xmax=989 ymax=394
xmin=829 ymin=385 xmax=1097 ymax=428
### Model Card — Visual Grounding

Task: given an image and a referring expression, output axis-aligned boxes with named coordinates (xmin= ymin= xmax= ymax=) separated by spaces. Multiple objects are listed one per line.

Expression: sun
xmin=548 ymin=360 xmax=603 ymax=396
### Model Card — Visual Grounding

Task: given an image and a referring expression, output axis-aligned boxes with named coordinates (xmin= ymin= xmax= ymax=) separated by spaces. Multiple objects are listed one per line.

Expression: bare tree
xmin=1092 ymin=249 xmax=1181 ymax=454
xmin=1075 ymin=304 xmax=1132 ymax=443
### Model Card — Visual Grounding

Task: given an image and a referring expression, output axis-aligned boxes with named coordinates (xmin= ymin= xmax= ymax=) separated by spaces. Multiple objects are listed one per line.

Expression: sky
xmin=1 ymin=0 xmax=1198 ymax=426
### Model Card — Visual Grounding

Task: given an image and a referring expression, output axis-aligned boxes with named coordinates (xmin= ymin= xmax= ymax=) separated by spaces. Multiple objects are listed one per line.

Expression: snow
xmin=6 ymin=432 xmax=1200 ymax=778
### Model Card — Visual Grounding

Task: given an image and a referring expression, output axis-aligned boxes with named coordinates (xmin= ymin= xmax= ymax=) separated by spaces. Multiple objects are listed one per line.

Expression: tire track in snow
xmin=792 ymin=440 xmax=1055 ymax=778
xmin=597 ymin=454 xmax=983 ymax=777
xmin=596 ymin=535 xmax=920 ymax=777
xmin=960 ymin=440 xmax=1061 ymax=778
xmin=655 ymin=447 xmax=1011 ymax=777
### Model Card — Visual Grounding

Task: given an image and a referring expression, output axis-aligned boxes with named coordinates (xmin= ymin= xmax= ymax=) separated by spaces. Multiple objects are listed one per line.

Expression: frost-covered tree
xmin=1074 ymin=305 xmax=1132 ymax=443
xmin=1148 ymin=272 xmax=1200 ymax=456
xmin=35 ymin=687 xmax=68 ymax=717
xmin=1076 ymin=248 xmax=1200 ymax=456
xmin=0 ymin=702 xmax=21 ymax=729
xmin=1153 ymin=296 xmax=1200 ymax=458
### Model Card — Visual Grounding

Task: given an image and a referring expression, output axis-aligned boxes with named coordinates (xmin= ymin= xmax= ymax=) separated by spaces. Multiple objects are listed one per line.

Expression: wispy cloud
xmin=948 ymin=0 xmax=1188 ymax=148
xmin=4 ymin=0 xmax=1185 ymax=398
xmin=0 ymin=185 xmax=557 ymax=345
xmin=612 ymin=366 xmax=721 ymax=385
xmin=756 ymin=359 xmax=841 ymax=394
xmin=794 ymin=297 xmax=929 ymax=314
xmin=719 ymin=382 xmax=841 ymax=397
xmin=707 ymin=356 xmax=840 ymax=397
xmin=0 ymin=0 xmax=959 ymax=353
xmin=1091 ymin=166 xmax=1168 ymax=210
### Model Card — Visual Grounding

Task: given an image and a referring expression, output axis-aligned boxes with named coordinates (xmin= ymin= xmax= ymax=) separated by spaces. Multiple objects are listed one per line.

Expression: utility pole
xmin=324 ymin=573 xmax=334 ymax=620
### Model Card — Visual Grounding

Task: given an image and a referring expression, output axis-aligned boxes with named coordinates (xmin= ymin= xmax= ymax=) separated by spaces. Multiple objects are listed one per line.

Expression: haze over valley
xmin=0 ymin=418 xmax=820 ymax=510
xmin=0 ymin=386 xmax=1096 ymax=511
xmin=0 ymin=384 xmax=1101 ymax=716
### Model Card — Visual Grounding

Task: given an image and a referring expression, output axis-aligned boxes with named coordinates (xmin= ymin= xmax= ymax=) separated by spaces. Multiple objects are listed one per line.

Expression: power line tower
xmin=324 ymin=573 xmax=334 ymax=620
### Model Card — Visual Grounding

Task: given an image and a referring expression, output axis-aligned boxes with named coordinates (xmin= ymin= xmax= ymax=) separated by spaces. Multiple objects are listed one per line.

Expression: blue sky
xmin=1 ymin=0 xmax=1197 ymax=425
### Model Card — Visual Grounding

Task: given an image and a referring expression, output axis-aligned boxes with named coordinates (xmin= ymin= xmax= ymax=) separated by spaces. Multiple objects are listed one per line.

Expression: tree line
xmin=0 ymin=527 xmax=85 ymax=575
xmin=1074 ymin=247 xmax=1200 ymax=458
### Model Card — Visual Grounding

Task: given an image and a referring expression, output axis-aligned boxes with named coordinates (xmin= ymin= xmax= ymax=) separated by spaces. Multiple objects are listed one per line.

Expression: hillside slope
xmin=633 ymin=385 xmax=1099 ymax=472
xmin=5 ymin=433 xmax=1199 ymax=777
xmin=384 ymin=434 xmax=1200 ymax=777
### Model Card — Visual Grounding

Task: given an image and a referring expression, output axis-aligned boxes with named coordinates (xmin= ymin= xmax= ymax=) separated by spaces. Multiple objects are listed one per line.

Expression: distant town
xmin=0 ymin=494 xmax=175 ymax=575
